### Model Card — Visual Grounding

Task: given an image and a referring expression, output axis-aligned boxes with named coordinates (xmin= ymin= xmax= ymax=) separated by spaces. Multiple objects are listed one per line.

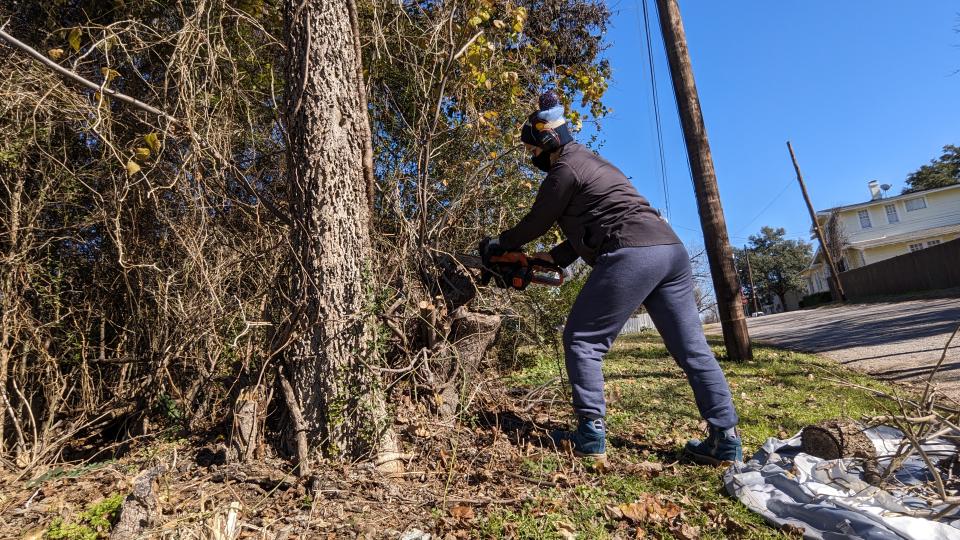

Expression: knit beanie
xmin=520 ymin=91 xmax=573 ymax=152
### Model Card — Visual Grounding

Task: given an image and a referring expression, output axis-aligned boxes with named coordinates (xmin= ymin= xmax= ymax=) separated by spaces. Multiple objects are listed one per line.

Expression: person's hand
xmin=478 ymin=236 xmax=502 ymax=257
xmin=531 ymin=252 xmax=554 ymax=264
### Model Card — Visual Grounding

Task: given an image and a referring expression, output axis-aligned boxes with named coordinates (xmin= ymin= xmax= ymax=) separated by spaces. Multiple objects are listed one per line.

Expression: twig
xmin=0 ymin=28 xmax=171 ymax=119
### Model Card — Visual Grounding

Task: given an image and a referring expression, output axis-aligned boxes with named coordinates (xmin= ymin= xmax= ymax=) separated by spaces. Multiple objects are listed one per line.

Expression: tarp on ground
xmin=724 ymin=426 xmax=960 ymax=540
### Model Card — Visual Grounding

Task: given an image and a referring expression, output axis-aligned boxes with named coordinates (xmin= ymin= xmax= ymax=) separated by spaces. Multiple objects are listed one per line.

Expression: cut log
xmin=110 ymin=465 xmax=166 ymax=539
xmin=801 ymin=420 xmax=875 ymax=461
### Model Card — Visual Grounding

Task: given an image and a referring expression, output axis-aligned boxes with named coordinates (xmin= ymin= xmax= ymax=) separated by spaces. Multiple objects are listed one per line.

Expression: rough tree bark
xmin=282 ymin=0 xmax=400 ymax=469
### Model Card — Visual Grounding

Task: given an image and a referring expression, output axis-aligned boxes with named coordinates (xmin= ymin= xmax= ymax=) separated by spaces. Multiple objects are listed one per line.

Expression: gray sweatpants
xmin=563 ymin=243 xmax=739 ymax=429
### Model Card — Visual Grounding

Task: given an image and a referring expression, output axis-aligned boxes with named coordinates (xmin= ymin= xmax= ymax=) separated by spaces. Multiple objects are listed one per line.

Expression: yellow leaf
xmin=48 ymin=48 xmax=64 ymax=60
xmin=492 ymin=19 xmax=506 ymax=29
xmin=144 ymin=132 xmax=161 ymax=153
xmin=68 ymin=28 xmax=82 ymax=52
xmin=468 ymin=16 xmax=482 ymax=27
xmin=488 ymin=151 xmax=497 ymax=159
xmin=101 ymin=67 xmax=121 ymax=83
xmin=125 ymin=160 xmax=141 ymax=175
xmin=135 ymin=147 xmax=151 ymax=160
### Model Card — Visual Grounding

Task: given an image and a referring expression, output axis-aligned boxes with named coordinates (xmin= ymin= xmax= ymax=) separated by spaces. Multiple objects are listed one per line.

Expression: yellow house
xmin=803 ymin=182 xmax=960 ymax=294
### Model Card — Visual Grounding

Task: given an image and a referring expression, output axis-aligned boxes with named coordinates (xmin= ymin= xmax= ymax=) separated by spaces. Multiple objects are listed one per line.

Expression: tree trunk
xmin=282 ymin=0 xmax=399 ymax=467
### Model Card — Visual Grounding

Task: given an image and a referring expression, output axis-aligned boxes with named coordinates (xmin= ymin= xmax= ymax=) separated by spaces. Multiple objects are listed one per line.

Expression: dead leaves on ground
xmin=605 ymin=493 xmax=700 ymax=539
xmin=449 ymin=504 xmax=475 ymax=521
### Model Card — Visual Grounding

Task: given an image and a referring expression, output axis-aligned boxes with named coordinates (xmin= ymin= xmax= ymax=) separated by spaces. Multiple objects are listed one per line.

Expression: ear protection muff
xmin=524 ymin=114 xmax=565 ymax=152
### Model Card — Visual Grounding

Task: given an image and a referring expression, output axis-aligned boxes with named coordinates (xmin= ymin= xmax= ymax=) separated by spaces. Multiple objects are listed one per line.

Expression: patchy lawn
xmin=486 ymin=331 xmax=896 ymax=539
xmin=1 ymin=332 xmax=898 ymax=539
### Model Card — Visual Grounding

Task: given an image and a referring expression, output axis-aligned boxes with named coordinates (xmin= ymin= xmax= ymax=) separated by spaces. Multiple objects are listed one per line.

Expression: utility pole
xmin=655 ymin=0 xmax=752 ymax=360
xmin=787 ymin=141 xmax=846 ymax=302
xmin=743 ymin=246 xmax=761 ymax=315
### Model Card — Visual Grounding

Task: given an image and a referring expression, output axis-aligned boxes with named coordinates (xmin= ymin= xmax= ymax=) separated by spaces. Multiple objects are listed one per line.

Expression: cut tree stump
xmin=434 ymin=308 xmax=501 ymax=419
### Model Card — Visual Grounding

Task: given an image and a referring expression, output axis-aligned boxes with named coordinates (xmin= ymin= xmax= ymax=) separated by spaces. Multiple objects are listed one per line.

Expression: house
xmin=803 ymin=182 xmax=960 ymax=294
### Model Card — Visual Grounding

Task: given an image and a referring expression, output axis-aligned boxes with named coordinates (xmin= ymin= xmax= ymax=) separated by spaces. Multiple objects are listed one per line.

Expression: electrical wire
xmin=639 ymin=0 xmax=671 ymax=219
xmin=733 ymin=178 xmax=795 ymax=236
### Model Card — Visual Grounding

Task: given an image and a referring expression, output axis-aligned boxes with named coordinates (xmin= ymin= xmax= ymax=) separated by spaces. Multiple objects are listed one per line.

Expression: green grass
xmin=46 ymin=493 xmax=124 ymax=540
xmin=476 ymin=332 xmax=896 ymax=539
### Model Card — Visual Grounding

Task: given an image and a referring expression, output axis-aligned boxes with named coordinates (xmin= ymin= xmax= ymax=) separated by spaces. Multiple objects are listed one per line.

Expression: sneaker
xmin=685 ymin=425 xmax=742 ymax=466
xmin=551 ymin=416 xmax=606 ymax=458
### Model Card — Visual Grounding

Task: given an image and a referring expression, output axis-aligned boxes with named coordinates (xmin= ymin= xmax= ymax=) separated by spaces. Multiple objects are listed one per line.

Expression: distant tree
xmin=903 ymin=145 xmax=960 ymax=193
xmin=734 ymin=227 xmax=812 ymax=312
xmin=687 ymin=245 xmax=716 ymax=315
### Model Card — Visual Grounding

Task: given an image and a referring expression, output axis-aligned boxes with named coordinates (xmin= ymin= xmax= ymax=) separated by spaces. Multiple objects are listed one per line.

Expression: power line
xmin=639 ymin=0 xmax=671 ymax=219
xmin=733 ymin=178 xmax=795 ymax=236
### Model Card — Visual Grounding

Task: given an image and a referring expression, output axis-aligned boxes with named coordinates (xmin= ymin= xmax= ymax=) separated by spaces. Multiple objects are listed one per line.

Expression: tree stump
xmin=433 ymin=308 xmax=501 ymax=419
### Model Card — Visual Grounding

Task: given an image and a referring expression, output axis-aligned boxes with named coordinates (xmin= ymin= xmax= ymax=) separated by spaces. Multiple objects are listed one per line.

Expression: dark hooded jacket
xmin=499 ymin=143 xmax=680 ymax=266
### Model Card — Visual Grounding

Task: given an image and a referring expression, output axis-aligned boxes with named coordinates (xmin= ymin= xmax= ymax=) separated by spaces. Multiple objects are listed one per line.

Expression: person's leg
xmin=556 ymin=247 xmax=669 ymax=456
xmin=641 ymin=244 xmax=741 ymax=462
xmin=562 ymin=250 xmax=664 ymax=420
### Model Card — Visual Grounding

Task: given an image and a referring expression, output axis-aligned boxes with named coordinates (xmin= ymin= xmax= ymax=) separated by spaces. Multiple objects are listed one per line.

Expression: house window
xmin=909 ymin=243 xmax=924 ymax=253
xmin=884 ymin=204 xmax=899 ymax=224
xmin=858 ymin=209 xmax=872 ymax=229
xmin=904 ymin=197 xmax=927 ymax=211
xmin=928 ymin=239 xmax=941 ymax=247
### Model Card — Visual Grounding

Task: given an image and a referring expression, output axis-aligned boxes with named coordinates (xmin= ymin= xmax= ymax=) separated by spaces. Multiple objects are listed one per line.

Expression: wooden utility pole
xmin=787 ymin=141 xmax=846 ymax=302
xmin=744 ymin=247 xmax=761 ymax=315
xmin=655 ymin=0 xmax=752 ymax=360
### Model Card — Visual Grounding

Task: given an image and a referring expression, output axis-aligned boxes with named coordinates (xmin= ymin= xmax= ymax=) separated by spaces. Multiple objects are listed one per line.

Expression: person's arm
xmin=547 ymin=240 xmax=579 ymax=268
xmin=498 ymin=164 xmax=577 ymax=250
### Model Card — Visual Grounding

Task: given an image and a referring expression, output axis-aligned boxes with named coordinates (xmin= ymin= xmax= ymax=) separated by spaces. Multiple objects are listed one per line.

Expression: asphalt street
xmin=710 ymin=297 xmax=960 ymax=400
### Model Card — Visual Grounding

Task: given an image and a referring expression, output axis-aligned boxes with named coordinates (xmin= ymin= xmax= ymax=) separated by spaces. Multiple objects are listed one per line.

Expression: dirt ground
xmin=710 ymin=296 xmax=960 ymax=400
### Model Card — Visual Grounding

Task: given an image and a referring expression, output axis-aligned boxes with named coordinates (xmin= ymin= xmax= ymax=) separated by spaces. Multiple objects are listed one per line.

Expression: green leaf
xmin=68 ymin=28 xmax=82 ymax=52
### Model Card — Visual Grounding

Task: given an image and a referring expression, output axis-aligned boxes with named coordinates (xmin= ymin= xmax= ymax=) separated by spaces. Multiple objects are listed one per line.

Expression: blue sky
xmin=588 ymin=1 xmax=960 ymax=248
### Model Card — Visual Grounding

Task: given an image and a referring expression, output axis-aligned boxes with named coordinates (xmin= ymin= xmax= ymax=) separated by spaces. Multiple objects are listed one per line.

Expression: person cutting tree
xmin=480 ymin=91 xmax=742 ymax=465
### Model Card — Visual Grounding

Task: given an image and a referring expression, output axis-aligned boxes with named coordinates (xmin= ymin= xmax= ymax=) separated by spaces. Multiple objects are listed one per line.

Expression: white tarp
xmin=724 ymin=426 xmax=960 ymax=539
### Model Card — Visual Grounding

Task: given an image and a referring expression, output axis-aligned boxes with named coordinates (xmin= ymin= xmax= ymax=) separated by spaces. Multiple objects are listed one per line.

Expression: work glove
xmin=478 ymin=236 xmax=509 ymax=288
xmin=478 ymin=236 xmax=504 ymax=263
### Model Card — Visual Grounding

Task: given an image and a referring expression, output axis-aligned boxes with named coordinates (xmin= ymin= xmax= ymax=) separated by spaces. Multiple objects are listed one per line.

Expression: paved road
xmin=710 ymin=297 xmax=960 ymax=399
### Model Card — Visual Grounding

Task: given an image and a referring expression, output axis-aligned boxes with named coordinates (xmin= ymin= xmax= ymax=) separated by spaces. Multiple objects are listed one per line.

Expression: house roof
xmin=815 ymin=183 xmax=960 ymax=218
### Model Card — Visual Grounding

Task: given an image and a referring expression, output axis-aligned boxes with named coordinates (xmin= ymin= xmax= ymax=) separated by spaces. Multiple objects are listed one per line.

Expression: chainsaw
xmin=453 ymin=251 xmax=565 ymax=290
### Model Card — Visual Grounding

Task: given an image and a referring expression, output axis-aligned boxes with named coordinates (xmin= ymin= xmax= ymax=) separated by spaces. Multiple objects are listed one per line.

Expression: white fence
xmin=619 ymin=314 xmax=655 ymax=335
